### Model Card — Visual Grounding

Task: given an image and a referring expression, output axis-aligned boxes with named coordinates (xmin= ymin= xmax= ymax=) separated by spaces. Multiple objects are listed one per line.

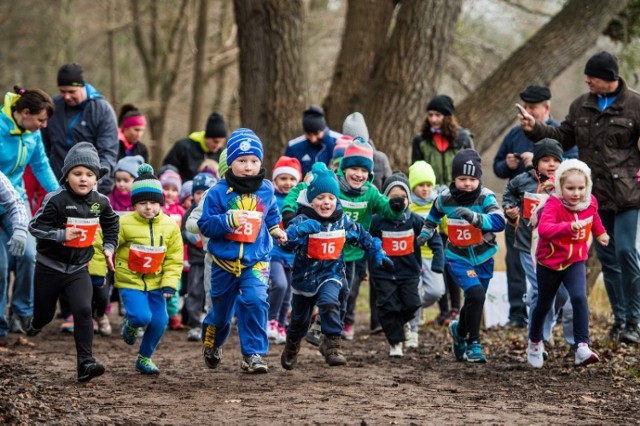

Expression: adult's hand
xmin=517 ymin=103 xmax=536 ymax=132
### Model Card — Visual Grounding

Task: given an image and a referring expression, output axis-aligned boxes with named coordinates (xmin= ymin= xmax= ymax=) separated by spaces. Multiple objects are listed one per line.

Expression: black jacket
xmin=163 ymin=137 xmax=221 ymax=182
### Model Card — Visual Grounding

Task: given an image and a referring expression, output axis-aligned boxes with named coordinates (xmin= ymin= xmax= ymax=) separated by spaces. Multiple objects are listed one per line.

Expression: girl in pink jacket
xmin=527 ymin=159 xmax=609 ymax=369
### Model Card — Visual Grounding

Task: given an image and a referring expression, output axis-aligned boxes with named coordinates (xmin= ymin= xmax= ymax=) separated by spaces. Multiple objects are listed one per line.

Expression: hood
xmin=1 ymin=92 xmax=26 ymax=135
xmin=189 ymin=130 xmax=209 ymax=153
xmin=553 ymin=159 xmax=593 ymax=211
xmin=84 ymin=83 xmax=105 ymax=101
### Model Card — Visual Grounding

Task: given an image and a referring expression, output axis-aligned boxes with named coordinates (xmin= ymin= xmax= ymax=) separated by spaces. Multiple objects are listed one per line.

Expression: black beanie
xmin=519 ymin=85 xmax=551 ymax=103
xmin=426 ymin=95 xmax=455 ymax=116
xmin=533 ymin=138 xmax=564 ymax=167
xmin=451 ymin=149 xmax=482 ymax=180
xmin=584 ymin=51 xmax=619 ymax=81
xmin=57 ymin=63 xmax=85 ymax=87
xmin=302 ymin=105 xmax=326 ymax=134
xmin=205 ymin=112 xmax=227 ymax=138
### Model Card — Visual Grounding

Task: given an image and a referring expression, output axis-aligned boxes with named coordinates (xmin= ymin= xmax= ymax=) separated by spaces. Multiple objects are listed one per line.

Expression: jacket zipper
xmin=141 ymin=218 xmax=155 ymax=291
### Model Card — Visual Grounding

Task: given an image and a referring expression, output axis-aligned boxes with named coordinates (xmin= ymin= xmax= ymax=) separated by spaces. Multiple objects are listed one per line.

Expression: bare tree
xmin=189 ymin=0 xmax=209 ymax=132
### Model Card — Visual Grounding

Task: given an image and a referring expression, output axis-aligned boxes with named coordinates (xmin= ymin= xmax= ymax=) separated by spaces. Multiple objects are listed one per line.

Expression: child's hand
xmin=272 ymin=228 xmax=287 ymax=244
xmin=162 ymin=287 xmax=176 ymax=299
xmin=66 ymin=226 xmax=83 ymax=241
xmin=227 ymin=210 xmax=249 ymax=228
xmin=104 ymin=249 xmax=115 ymax=272
xmin=296 ymin=219 xmax=322 ymax=237
xmin=597 ymin=233 xmax=610 ymax=246
xmin=571 ymin=220 xmax=588 ymax=232
xmin=504 ymin=206 xmax=520 ymax=221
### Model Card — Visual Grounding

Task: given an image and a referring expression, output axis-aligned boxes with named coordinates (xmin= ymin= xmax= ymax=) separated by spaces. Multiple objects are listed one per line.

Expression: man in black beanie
xmin=163 ymin=112 xmax=227 ymax=181
xmin=521 ymin=50 xmax=640 ymax=344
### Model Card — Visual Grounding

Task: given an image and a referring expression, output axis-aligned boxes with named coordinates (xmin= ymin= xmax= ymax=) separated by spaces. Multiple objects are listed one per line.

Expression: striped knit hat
xmin=226 ymin=128 xmax=263 ymax=165
xmin=341 ymin=137 xmax=374 ymax=173
xmin=131 ymin=164 xmax=164 ymax=205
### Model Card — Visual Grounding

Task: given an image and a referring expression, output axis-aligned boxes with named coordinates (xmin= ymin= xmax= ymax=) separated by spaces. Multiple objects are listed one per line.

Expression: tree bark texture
xmin=233 ymin=0 xmax=307 ymax=172
xmin=363 ymin=0 xmax=462 ymax=169
xmin=322 ymin=0 xmax=395 ymax=130
xmin=455 ymin=0 xmax=631 ymax=155
xmin=189 ymin=0 xmax=209 ymax=132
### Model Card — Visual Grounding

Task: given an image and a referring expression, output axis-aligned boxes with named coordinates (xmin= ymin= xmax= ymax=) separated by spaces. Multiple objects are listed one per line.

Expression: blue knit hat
xmin=131 ymin=164 xmax=164 ymax=205
xmin=192 ymin=172 xmax=217 ymax=195
xmin=340 ymin=137 xmax=374 ymax=173
xmin=226 ymin=128 xmax=263 ymax=165
xmin=306 ymin=162 xmax=340 ymax=202
xmin=115 ymin=155 xmax=144 ymax=178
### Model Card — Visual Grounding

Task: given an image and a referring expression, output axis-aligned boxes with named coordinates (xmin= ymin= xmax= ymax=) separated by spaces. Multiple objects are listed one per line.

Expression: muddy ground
xmin=1 ymin=309 xmax=640 ymax=425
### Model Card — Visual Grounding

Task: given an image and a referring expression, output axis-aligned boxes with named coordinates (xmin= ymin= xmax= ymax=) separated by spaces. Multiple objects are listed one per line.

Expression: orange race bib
xmin=225 ymin=210 xmax=263 ymax=243
xmin=307 ymin=230 xmax=346 ymax=260
xmin=63 ymin=217 xmax=99 ymax=248
xmin=447 ymin=218 xmax=483 ymax=247
xmin=128 ymin=244 xmax=167 ymax=274
xmin=382 ymin=229 xmax=414 ymax=257
xmin=522 ymin=192 xmax=547 ymax=220
xmin=561 ymin=216 xmax=593 ymax=245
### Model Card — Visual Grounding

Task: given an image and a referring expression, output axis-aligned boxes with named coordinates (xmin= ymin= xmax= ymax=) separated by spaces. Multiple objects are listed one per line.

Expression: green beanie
xmin=218 ymin=148 xmax=228 ymax=178
xmin=409 ymin=160 xmax=436 ymax=190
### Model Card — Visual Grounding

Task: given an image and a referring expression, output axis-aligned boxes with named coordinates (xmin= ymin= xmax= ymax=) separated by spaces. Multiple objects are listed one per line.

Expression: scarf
xmin=299 ymin=205 xmax=343 ymax=223
xmin=225 ymin=168 xmax=266 ymax=194
xmin=411 ymin=192 xmax=437 ymax=207
xmin=338 ymin=175 xmax=366 ymax=197
xmin=108 ymin=189 xmax=133 ymax=212
xmin=449 ymin=182 xmax=482 ymax=206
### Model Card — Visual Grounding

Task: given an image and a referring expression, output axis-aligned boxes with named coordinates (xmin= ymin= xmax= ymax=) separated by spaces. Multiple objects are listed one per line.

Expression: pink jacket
xmin=536 ymin=195 xmax=606 ymax=271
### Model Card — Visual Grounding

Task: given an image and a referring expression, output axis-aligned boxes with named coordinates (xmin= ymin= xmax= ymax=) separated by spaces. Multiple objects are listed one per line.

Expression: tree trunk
xmin=322 ymin=0 xmax=395 ymax=130
xmin=189 ymin=0 xmax=209 ymax=132
xmin=364 ymin=0 xmax=462 ymax=169
xmin=233 ymin=0 xmax=307 ymax=171
xmin=456 ymin=0 xmax=631 ymax=154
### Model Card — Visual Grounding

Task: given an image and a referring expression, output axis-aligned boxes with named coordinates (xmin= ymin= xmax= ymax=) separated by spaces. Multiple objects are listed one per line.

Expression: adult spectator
xmin=42 ymin=63 xmax=118 ymax=194
xmin=0 ymin=86 xmax=58 ymax=336
xmin=285 ymin=105 xmax=341 ymax=176
xmin=493 ymin=85 xmax=578 ymax=328
xmin=163 ymin=112 xmax=226 ymax=182
xmin=520 ymin=51 xmax=640 ymax=343
xmin=117 ymin=103 xmax=149 ymax=162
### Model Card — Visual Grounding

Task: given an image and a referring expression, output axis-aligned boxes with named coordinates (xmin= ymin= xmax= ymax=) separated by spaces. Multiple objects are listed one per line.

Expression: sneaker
xmin=609 ymin=322 xmax=624 ymax=341
xmin=281 ymin=341 xmax=300 ymax=370
xmin=443 ymin=309 xmax=459 ymax=326
xmin=77 ymin=360 xmax=105 ymax=383
xmin=92 ymin=318 xmax=99 ymax=334
xmin=241 ymin=354 xmax=268 ymax=373
xmin=403 ymin=322 xmax=412 ymax=340
xmin=505 ymin=319 xmax=527 ymax=329
xmin=97 ymin=315 xmax=112 ymax=336
xmin=187 ymin=327 xmax=202 ymax=342
xmin=121 ymin=319 xmax=138 ymax=345
xmin=435 ymin=311 xmax=447 ymax=326
xmin=168 ymin=315 xmax=185 ymax=330
xmin=527 ymin=340 xmax=545 ymax=368
xmin=463 ymin=341 xmax=487 ymax=363
xmin=60 ymin=315 xmax=74 ymax=334
xmin=305 ymin=317 xmax=323 ymax=346
xmin=275 ymin=326 xmax=287 ymax=345
xmin=448 ymin=321 xmax=467 ymax=361
xmin=319 ymin=335 xmax=347 ymax=366
xmin=389 ymin=342 xmax=403 ymax=358
xmin=267 ymin=320 xmax=279 ymax=340
xmin=574 ymin=343 xmax=599 ymax=366
xmin=405 ymin=331 xmax=419 ymax=349
xmin=137 ymin=327 xmax=145 ymax=337
xmin=25 ymin=318 xmax=42 ymax=337
xmin=9 ymin=315 xmax=26 ymax=334
xmin=203 ymin=345 xmax=222 ymax=369
xmin=619 ymin=324 xmax=640 ymax=344
xmin=135 ymin=354 xmax=160 ymax=375
xmin=342 ymin=323 xmax=354 ymax=341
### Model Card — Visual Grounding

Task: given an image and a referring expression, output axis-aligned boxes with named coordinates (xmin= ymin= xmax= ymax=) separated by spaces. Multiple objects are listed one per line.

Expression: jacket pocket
xmin=605 ymin=117 xmax=635 ymax=149
xmin=610 ymin=166 xmax=640 ymax=209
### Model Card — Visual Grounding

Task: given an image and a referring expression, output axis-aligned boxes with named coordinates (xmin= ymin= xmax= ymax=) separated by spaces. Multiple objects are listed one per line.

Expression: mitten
xmin=7 ymin=228 xmax=28 ymax=257
xmin=416 ymin=231 xmax=431 ymax=246
xmin=161 ymin=287 xmax=176 ymax=298
xmin=389 ymin=196 xmax=406 ymax=212
xmin=455 ymin=207 xmax=482 ymax=228
xmin=296 ymin=219 xmax=322 ymax=237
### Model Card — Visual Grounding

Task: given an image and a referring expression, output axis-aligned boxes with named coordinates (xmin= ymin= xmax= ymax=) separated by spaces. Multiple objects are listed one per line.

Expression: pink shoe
xmin=342 ymin=323 xmax=354 ymax=340
xmin=267 ymin=320 xmax=279 ymax=340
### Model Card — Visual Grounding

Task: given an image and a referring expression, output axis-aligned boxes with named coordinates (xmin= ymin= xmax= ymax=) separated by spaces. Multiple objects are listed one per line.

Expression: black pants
xmin=344 ymin=258 xmax=368 ymax=325
xmin=438 ymin=234 xmax=460 ymax=314
xmin=33 ymin=263 xmax=94 ymax=367
xmin=505 ymin=222 xmax=527 ymax=323
xmin=91 ymin=275 xmax=110 ymax=317
xmin=373 ymin=277 xmax=421 ymax=345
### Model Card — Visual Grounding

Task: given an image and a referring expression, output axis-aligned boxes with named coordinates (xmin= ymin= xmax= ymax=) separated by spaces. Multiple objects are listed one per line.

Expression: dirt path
xmin=2 ymin=314 xmax=639 ymax=425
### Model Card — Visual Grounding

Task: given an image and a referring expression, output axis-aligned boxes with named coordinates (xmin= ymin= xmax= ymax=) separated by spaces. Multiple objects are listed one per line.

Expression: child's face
xmin=344 ymin=166 xmax=369 ymax=189
xmin=163 ymin=185 xmax=179 ymax=205
xmin=454 ymin=176 xmax=480 ymax=192
xmin=193 ymin=189 xmax=205 ymax=205
xmin=311 ymin=193 xmax=337 ymax=218
xmin=387 ymin=186 xmax=408 ymax=210
xmin=560 ymin=171 xmax=587 ymax=207
xmin=536 ymin=156 xmax=561 ymax=177
xmin=182 ymin=196 xmax=193 ymax=210
xmin=114 ymin=171 xmax=134 ymax=193
xmin=413 ymin=182 xmax=434 ymax=200
xmin=231 ymin=155 xmax=261 ymax=177
xmin=66 ymin=166 xmax=97 ymax=196
xmin=274 ymin=174 xmax=298 ymax=194
xmin=135 ymin=201 xmax=161 ymax=219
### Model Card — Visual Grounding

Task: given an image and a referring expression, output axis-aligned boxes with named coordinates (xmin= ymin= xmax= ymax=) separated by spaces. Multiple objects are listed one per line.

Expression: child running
xmin=198 ymin=129 xmax=286 ymax=374
xmin=27 ymin=143 xmax=119 ymax=382
xmin=280 ymin=162 xmax=393 ymax=369
xmin=527 ymin=159 xmax=608 ymax=368
xmin=116 ymin=164 xmax=183 ymax=374
xmin=417 ymin=149 xmax=505 ymax=363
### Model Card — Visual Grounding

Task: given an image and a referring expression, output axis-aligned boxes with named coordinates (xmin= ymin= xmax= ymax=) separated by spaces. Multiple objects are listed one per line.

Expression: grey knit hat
xmin=60 ymin=142 xmax=109 ymax=183
xmin=343 ymin=112 xmax=370 ymax=141
xmin=382 ymin=172 xmax=413 ymax=204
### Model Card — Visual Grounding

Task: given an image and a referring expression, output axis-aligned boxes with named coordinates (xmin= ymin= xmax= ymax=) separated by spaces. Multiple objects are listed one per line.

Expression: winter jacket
xmin=0 ymin=169 xmax=29 ymax=235
xmin=29 ymin=183 xmax=119 ymax=273
xmin=536 ymin=195 xmax=607 ymax=271
xmin=0 ymin=92 xmax=58 ymax=204
xmin=410 ymin=127 xmax=474 ymax=186
xmin=271 ymin=191 xmax=295 ymax=266
xmin=422 ymin=186 xmax=506 ymax=266
xmin=43 ymin=84 xmax=118 ymax=194
xmin=182 ymin=203 xmax=205 ymax=265
xmin=285 ymin=127 xmax=342 ymax=176
xmin=114 ymin=211 xmax=183 ymax=291
xmin=162 ymin=131 xmax=222 ymax=182
xmin=162 ymin=201 xmax=185 ymax=227
xmin=197 ymin=178 xmax=280 ymax=276
xmin=493 ymin=119 xmax=577 ymax=180
xmin=526 ymin=77 xmax=640 ymax=212
xmin=88 ymin=227 xmax=107 ymax=277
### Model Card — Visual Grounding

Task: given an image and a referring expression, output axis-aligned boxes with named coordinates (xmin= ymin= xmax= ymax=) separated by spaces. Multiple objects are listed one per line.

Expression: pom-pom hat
xmin=131 ymin=164 xmax=164 ymax=205
xmin=306 ymin=162 xmax=340 ymax=202
xmin=272 ymin=156 xmax=302 ymax=182
xmin=341 ymin=137 xmax=374 ymax=173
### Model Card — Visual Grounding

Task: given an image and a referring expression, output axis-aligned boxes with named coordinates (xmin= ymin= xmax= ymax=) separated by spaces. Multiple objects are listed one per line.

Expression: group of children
xmin=13 ymin=122 xmax=607 ymax=382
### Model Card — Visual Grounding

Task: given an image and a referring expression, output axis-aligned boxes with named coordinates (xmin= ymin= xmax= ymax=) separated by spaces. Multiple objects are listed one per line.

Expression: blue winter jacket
xmin=284 ymin=127 xmax=341 ymax=176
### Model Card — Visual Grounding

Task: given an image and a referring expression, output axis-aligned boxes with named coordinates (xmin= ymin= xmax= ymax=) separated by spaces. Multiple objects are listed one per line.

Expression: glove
xmin=161 ymin=287 xmax=176 ymax=299
xmin=389 ymin=196 xmax=406 ymax=212
xmin=455 ymin=207 xmax=482 ymax=228
xmin=380 ymin=256 xmax=394 ymax=271
xmin=7 ymin=228 xmax=28 ymax=257
xmin=296 ymin=219 xmax=322 ymax=237
xmin=416 ymin=231 xmax=430 ymax=246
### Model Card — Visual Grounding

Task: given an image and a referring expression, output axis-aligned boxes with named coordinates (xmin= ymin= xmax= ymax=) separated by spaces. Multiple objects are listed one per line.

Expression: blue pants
xmin=202 ymin=262 xmax=269 ymax=356
xmin=268 ymin=260 xmax=292 ymax=325
xmin=287 ymin=280 xmax=343 ymax=345
xmin=120 ymin=289 xmax=169 ymax=359
xmin=530 ymin=262 xmax=590 ymax=345
xmin=595 ymin=209 xmax=640 ymax=327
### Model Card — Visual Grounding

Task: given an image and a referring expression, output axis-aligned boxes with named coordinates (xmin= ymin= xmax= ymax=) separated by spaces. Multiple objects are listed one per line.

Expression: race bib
xmin=522 ymin=192 xmax=547 ymax=219
xmin=308 ymin=230 xmax=346 ymax=260
xmin=341 ymin=200 xmax=368 ymax=223
xmin=382 ymin=229 xmax=414 ymax=256
xmin=225 ymin=210 xmax=263 ymax=243
xmin=561 ymin=216 xmax=593 ymax=245
xmin=447 ymin=218 xmax=483 ymax=247
xmin=128 ymin=244 xmax=167 ymax=274
xmin=63 ymin=217 xmax=99 ymax=248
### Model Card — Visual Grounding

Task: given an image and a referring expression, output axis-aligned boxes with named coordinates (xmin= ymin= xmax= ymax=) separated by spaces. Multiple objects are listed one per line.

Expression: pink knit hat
xmin=159 ymin=169 xmax=182 ymax=192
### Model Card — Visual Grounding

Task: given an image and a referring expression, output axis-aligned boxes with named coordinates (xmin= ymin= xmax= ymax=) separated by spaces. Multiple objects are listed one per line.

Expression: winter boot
xmin=281 ymin=340 xmax=301 ymax=370
xmin=319 ymin=335 xmax=347 ymax=366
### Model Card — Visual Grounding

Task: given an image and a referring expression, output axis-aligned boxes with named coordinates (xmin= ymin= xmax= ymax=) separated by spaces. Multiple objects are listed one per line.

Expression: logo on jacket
xmin=466 ymin=269 xmax=477 ymax=278
xmin=90 ymin=203 xmax=100 ymax=216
